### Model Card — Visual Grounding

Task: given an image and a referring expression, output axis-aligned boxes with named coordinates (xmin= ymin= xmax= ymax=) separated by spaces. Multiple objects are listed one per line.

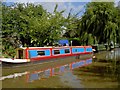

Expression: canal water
xmin=73 ymin=48 xmax=120 ymax=88
xmin=1 ymin=48 xmax=120 ymax=88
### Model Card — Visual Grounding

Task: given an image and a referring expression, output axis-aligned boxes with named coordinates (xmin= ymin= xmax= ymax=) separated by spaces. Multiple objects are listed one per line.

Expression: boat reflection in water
xmin=26 ymin=58 xmax=92 ymax=82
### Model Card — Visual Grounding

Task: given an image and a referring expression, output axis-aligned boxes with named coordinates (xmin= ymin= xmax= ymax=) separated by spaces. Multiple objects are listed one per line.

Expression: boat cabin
xmin=15 ymin=46 xmax=93 ymax=61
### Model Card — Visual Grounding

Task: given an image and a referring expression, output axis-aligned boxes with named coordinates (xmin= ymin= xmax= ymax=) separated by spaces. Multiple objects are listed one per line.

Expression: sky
xmin=2 ymin=0 xmax=120 ymax=17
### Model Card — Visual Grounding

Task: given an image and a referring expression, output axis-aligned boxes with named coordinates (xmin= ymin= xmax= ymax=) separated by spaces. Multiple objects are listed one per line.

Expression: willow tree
xmin=116 ymin=6 xmax=120 ymax=44
xmin=80 ymin=2 xmax=118 ymax=45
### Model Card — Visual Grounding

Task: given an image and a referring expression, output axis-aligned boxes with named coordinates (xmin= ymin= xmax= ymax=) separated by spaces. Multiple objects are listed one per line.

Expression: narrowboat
xmin=0 ymin=46 xmax=93 ymax=63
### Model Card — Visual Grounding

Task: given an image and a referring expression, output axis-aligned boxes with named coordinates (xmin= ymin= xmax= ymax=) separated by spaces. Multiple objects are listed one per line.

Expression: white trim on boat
xmin=0 ymin=58 xmax=30 ymax=63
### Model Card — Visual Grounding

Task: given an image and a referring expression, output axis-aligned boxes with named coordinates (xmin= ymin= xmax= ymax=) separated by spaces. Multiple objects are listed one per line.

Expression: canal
xmin=1 ymin=48 xmax=120 ymax=88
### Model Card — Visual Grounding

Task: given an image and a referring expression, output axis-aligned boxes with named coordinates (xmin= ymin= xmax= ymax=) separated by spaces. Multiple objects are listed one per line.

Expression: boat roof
xmin=17 ymin=47 xmax=53 ymax=50
xmin=16 ymin=46 xmax=92 ymax=50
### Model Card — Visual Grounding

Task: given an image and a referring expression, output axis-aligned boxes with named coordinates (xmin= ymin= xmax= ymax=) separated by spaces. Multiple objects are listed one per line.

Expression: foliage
xmin=79 ymin=2 xmax=119 ymax=45
xmin=2 ymin=2 xmax=120 ymax=57
xmin=2 ymin=3 xmax=65 ymax=57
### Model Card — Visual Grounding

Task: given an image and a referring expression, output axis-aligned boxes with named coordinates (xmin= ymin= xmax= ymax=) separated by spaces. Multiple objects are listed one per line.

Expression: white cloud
xmin=4 ymin=0 xmax=91 ymax=3
xmin=36 ymin=2 xmax=86 ymax=17
xmin=3 ymin=0 xmax=118 ymax=18
xmin=32 ymin=2 xmax=67 ymax=17
xmin=3 ymin=0 xmax=88 ymax=18
xmin=4 ymin=0 xmax=116 ymax=3
xmin=114 ymin=0 xmax=120 ymax=7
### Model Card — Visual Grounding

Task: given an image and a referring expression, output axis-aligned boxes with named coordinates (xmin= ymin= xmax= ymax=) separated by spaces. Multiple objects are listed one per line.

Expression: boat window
xmin=18 ymin=50 xmax=23 ymax=59
xmin=75 ymin=49 xmax=77 ymax=52
xmin=54 ymin=50 xmax=60 ymax=55
xmin=37 ymin=51 xmax=45 ymax=56
xmin=65 ymin=49 xmax=70 ymax=53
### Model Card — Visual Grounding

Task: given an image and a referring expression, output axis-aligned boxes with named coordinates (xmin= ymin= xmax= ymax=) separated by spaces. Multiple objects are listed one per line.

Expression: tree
xmin=116 ymin=5 xmax=120 ymax=44
xmin=2 ymin=3 xmax=66 ymax=57
xmin=80 ymin=2 xmax=118 ymax=46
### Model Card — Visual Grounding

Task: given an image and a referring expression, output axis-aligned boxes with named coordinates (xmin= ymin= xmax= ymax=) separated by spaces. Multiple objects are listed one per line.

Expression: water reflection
xmin=60 ymin=72 xmax=84 ymax=88
xmin=106 ymin=48 xmax=120 ymax=60
xmin=28 ymin=73 xmax=39 ymax=82
xmin=0 ymin=72 xmax=28 ymax=81
xmin=0 ymin=57 xmax=92 ymax=88
xmin=26 ymin=58 xmax=92 ymax=82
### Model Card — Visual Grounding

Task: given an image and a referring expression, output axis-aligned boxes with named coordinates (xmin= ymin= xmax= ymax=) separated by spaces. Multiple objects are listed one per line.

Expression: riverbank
xmin=73 ymin=48 xmax=120 ymax=88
